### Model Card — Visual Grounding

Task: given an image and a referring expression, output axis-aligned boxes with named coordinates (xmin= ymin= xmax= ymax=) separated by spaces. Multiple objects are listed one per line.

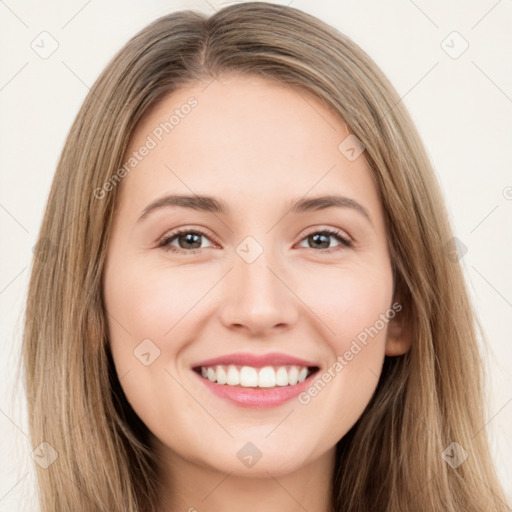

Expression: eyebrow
xmin=136 ymin=193 xmax=372 ymax=225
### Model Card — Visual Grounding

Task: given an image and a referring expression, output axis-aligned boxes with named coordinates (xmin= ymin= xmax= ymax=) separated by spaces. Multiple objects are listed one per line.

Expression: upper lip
xmin=192 ymin=352 xmax=320 ymax=369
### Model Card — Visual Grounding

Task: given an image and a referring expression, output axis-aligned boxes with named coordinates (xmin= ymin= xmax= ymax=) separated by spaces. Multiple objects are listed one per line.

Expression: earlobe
xmin=384 ymin=316 xmax=412 ymax=356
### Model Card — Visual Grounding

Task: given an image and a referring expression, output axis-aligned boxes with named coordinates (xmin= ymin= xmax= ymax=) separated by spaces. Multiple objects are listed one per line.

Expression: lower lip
xmin=194 ymin=370 xmax=316 ymax=408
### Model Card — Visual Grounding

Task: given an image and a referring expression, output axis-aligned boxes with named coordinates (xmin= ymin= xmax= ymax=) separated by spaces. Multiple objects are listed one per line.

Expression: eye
xmin=158 ymin=228 xmax=216 ymax=254
xmin=158 ymin=227 xmax=353 ymax=255
xmin=296 ymin=228 xmax=353 ymax=253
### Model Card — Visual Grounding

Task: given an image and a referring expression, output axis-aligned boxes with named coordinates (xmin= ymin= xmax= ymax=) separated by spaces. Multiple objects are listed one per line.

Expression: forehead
xmin=117 ymin=73 xmax=382 ymax=222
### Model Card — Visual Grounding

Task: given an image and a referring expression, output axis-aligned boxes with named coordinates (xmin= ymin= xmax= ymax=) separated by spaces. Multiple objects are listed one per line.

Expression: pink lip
xmin=193 ymin=370 xmax=317 ymax=409
xmin=191 ymin=352 xmax=320 ymax=409
xmin=192 ymin=352 xmax=319 ymax=369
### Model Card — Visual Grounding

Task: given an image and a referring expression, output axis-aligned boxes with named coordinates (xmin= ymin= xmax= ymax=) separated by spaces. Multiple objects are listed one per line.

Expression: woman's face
xmin=102 ymin=73 xmax=410 ymax=477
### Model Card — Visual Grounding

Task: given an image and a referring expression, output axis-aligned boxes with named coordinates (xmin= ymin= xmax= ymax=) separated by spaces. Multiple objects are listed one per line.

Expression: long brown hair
xmin=20 ymin=2 xmax=510 ymax=510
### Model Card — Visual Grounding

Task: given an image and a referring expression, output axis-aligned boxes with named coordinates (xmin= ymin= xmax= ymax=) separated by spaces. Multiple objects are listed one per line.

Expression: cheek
xmin=293 ymin=264 xmax=394 ymax=435
xmin=102 ymin=258 xmax=206 ymax=436
xmin=104 ymin=258 xmax=210 ymax=345
xmin=295 ymin=262 xmax=393 ymax=397
xmin=297 ymin=261 xmax=393 ymax=346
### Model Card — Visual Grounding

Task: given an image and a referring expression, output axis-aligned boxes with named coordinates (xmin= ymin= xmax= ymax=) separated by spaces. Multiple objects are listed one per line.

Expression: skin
xmin=102 ymin=73 xmax=411 ymax=512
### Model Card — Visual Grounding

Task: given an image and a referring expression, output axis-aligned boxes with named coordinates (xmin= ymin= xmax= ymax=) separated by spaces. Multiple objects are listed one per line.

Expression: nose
xmin=218 ymin=248 xmax=299 ymax=337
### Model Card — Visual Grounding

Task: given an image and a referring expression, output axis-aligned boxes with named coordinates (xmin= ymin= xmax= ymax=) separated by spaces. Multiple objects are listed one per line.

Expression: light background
xmin=1 ymin=0 xmax=511 ymax=509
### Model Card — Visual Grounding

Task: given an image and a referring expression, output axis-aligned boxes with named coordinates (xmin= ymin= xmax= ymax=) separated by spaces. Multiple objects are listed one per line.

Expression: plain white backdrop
xmin=1 ymin=0 xmax=511 ymax=509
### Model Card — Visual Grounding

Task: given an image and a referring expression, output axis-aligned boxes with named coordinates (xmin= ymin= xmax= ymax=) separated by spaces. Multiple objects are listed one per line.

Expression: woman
xmin=21 ymin=2 xmax=510 ymax=511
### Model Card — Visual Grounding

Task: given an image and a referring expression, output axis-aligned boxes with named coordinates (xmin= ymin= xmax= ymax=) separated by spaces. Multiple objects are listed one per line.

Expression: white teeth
xmin=198 ymin=364 xmax=313 ymax=388
xmin=275 ymin=367 xmax=289 ymax=386
xmin=226 ymin=365 xmax=240 ymax=386
xmin=240 ymin=366 xmax=258 ymax=387
xmin=216 ymin=366 xmax=227 ymax=385
xmin=258 ymin=366 xmax=276 ymax=388
xmin=288 ymin=366 xmax=299 ymax=385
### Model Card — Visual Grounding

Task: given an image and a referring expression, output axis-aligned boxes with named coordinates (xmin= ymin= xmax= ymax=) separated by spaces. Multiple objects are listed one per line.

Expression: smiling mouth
xmin=193 ymin=364 xmax=320 ymax=388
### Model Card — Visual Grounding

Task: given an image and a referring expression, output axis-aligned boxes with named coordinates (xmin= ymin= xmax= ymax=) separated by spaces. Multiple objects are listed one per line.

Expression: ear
xmin=385 ymin=314 xmax=412 ymax=356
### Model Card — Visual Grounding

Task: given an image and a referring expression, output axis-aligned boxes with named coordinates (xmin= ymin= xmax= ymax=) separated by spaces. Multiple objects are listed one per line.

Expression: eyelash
xmin=158 ymin=227 xmax=353 ymax=255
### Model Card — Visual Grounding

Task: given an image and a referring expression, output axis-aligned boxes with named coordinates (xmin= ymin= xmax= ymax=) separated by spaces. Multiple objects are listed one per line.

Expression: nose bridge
xmin=238 ymin=240 xmax=279 ymax=298
xmin=236 ymin=235 xmax=284 ymax=306
xmin=218 ymin=234 xmax=298 ymax=332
